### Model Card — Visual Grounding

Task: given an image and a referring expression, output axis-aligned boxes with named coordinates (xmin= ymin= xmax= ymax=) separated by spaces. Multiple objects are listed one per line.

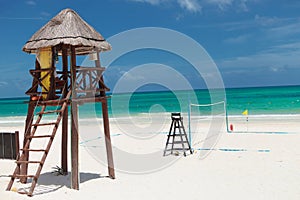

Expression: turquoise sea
xmin=0 ymin=85 xmax=299 ymax=119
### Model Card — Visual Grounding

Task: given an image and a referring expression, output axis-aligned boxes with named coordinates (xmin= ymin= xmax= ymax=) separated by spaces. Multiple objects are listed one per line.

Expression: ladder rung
xmin=27 ymin=135 xmax=53 ymax=139
xmin=20 ymin=148 xmax=47 ymax=152
xmin=168 ymin=141 xmax=189 ymax=144
xmin=16 ymin=161 xmax=43 ymax=164
xmin=39 ymin=98 xmax=68 ymax=104
xmin=75 ymin=89 xmax=106 ymax=93
xmin=17 ymin=189 xmax=31 ymax=196
xmin=37 ymin=110 xmax=62 ymax=115
xmin=12 ymin=174 xmax=36 ymax=178
xmin=170 ymin=134 xmax=186 ymax=136
xmin=31 ymin=122 xmax=57 ymax=126
xmin=166 ymin=148 xmax=191 ymax=151
xmin=5 ymin=90 xmax=72 ymax=197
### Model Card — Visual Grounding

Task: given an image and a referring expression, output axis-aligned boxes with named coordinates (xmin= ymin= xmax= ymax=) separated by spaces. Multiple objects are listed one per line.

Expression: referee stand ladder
xmin=163 ymin=113 xmax=193 ymax=156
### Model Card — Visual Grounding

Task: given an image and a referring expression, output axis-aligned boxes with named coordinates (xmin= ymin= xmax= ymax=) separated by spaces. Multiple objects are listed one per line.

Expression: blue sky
xmin=0 ymin=0 xmax=300 ymax=97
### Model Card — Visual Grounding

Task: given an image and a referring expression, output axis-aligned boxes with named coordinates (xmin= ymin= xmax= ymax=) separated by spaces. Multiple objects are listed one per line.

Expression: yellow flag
xmin=242 ymin=109 xmax=248 ymax=115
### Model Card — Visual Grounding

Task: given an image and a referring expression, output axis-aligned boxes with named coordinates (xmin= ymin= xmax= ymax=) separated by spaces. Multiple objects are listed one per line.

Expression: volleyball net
xmin=187 ymin=101 xmax=228 ymax=150
xmin=187 ymin=100 xmax=298 ymax=145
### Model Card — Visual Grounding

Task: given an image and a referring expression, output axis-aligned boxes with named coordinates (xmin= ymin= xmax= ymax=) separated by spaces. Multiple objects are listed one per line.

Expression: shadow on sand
xmin=18 ymin=171 xmax=106 ymax=196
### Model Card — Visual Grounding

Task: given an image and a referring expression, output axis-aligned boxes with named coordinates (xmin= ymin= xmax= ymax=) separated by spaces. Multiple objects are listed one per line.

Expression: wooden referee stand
xmin=163 ymin=113 xmax=193 ymax=156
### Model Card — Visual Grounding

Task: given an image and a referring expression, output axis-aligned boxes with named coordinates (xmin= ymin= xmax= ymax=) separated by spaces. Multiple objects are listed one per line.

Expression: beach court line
xmin=227 ymin=131 xmax=296 ymax=134
xmin=195 ymin=148 xmax=270 ymax=153
xmin=79 ymin=133 xmax=121 ymax=145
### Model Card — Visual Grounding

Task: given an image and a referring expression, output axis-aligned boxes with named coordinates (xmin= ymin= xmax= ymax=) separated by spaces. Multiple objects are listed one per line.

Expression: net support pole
xmin=188 ymin=93 xmax=193 ymax=149
xmin=224 ymin=98 xmax=230 ymax=133
xmin=188 ymin=99 xmax=192 ymax=149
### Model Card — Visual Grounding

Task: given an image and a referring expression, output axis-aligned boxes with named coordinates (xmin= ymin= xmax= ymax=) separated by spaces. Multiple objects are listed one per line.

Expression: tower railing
xmin=25 ymin=66 xmax=109 ymax=100
xmin=75 ymin=66 xmax=109 ymax=96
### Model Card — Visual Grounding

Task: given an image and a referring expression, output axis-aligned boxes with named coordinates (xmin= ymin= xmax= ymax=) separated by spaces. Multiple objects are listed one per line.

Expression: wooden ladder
xmin=6 ymin=91 xmax=71 ymax=196
xmin=163 ymin=113 xmax=193 ymax=156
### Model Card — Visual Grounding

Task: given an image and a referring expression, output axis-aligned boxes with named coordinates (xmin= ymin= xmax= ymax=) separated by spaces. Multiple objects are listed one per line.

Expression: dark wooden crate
xmin=0 ymin=132 xmax=19 ymax=160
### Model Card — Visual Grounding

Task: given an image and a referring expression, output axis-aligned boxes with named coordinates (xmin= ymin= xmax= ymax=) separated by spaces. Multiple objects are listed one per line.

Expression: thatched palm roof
xmin=23 ymin=8 xmax=111 ymax=55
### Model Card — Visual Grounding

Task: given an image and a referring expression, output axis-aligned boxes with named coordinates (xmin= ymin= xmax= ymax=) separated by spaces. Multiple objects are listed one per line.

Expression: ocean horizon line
xmin=1 ymin=84 xmax=300 ymax=99
xmin=0 ymin=85 xmax=299 ymax=118
xmin=1 ymin=112 xmax=300 ymax=121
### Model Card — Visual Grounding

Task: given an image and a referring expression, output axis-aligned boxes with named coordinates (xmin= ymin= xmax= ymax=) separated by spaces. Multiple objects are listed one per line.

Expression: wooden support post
xmin=95 ymin=49 xmax=115 ymax=178
xmin=102 ymin=98 xmax=115 ymax=179
xmin=70 ymin=46 xmax=79 ymax=189
xmin=61 ymin=45 xmax=69 ymax=175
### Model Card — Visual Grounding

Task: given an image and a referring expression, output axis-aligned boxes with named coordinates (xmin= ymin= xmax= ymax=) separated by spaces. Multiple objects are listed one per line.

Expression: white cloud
xmin=0 ymin=81 xmax=8 ymax=87
xmin=128 ymin=0 xmax=262 ymax=13
xmin=175 ymin=13 xmax=184 ymax=21
xmin=122 ymin=71 xmax=146 ymax=81
xmin=203 ymin=0 xmax=255 ymax=12
xmin=273 ymin=42 xmax=300 ymax=50
xmin=130 ymin=0 xmax=164 ymax=5
xmin=254 ymin=15 xmax=282 ymax=26
xmin=223 ymin=34 xmax=251 ymax=44
xmin=267 ymin=20 xmax=300 ymax=39
xmin=177 ymin=0 xmax=202 ymax=13
xmin=26 ymin=0 xmax=36 ymax=6
xmin=220 ymin=42 xmax=300 ymax=71
xmin=40 ymin=11 xmax=51 ymax=17
xmin=238 ymin=0 xmax=248 ymax=12
xmin=205 ymin=0 xmax=234 ymax=11
xmin=128 ymin=0 xmax=202 ymax=13
xmin=221 ymin=17 xmax=300 ymax=42
xmin=197 ymin=15 xmax=299 ymax=33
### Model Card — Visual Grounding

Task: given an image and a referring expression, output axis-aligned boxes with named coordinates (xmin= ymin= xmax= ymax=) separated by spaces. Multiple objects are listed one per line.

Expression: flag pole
xmin=242 ymin=109 xmax=249 ymax=132
xmin=246 ymin=115 xmax=248 ymax=132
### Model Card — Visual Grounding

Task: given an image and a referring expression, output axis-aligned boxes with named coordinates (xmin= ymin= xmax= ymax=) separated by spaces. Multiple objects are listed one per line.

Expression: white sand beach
xmin=1 ymin=114 xmax=300 ymax=200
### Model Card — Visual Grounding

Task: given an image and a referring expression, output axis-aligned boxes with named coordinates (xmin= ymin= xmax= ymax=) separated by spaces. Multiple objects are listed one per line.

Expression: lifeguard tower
xmin=6 ymin=8 xmax=115 ymax=196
